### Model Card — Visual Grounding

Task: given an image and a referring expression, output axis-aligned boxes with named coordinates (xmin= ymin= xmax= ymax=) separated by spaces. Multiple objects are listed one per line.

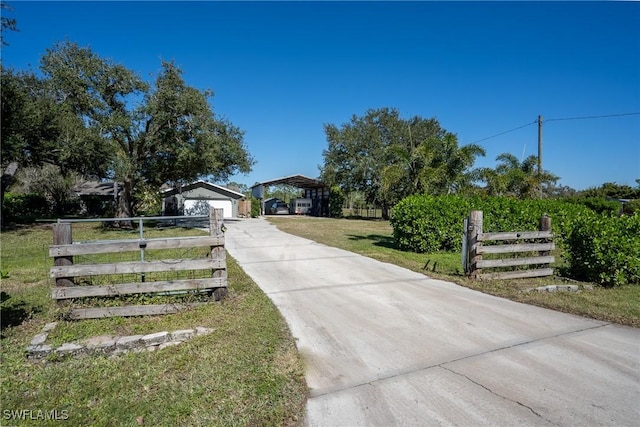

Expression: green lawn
xmin=2 ymin=215 xmax=637 ymax=426
xmin=268 ymin=216 xmax=640 ymax=327
xmin=0 ymin=223 xmax=307 ymax=426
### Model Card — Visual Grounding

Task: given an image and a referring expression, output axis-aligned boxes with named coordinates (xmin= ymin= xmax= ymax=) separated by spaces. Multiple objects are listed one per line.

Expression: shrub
xmin=329 ymin=186 xmax=345 ymax=218
xmin=391 ymin=195 xmax=468 ymax=252
xmin=390 ymin=195 xmax=594 ymax=253
xmin=3 ymin=192 xmax=51 ymax=222
xmin=564 ymin=213 xmax=640 ymax=287
xmin=250 ymin=197 xmax=261 ymax=218
xmin=563 ymin=196 xmax=621 ymax=215
xmin=623 ymin=199 xmax=640 ymax=215
xmin=391 ymin=194 xmax=638 ymax=286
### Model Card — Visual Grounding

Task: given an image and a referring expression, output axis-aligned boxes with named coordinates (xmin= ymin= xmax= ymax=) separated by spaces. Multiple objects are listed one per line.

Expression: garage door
xmin=210 ymin=200 xmax=233 ymax=218
xmin=184 ymin=199 xmax=233 ymax=218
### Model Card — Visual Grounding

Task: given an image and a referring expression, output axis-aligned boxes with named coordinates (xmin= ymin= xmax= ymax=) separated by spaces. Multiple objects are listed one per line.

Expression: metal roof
xmin=162 ymin=180 xmax=245 ymax=199
xmin=252 ymin=174 xmax=327 ymax=189
xmin=73 ymin=181 xmax=121 ymax=196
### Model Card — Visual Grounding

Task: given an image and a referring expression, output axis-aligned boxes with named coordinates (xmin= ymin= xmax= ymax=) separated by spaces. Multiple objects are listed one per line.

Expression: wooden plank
xmin=68 ymin=303 xmax=209 ymax=320
xmin=468 ymin=210 xmax=483 ymax=278
xmin=49 ymin=236 xmax=224 ymax=257
xmin=476 ymin=255 xmax=555 ymax=268
xmin=478 ymin=231 xmax=553 ymax=242
xmin=477 ymin=242 xmax=555 ymax=254
xmin=210 ymin=209 xmax=227 ymax=300
xmin=51 ymin=277 xmax=227 ymax=299
xmin=53 ymin=222 xmax=74 ymax=288
xmin=50 ymin=258 xmax=226 ymax=278
xmin=478 ymin=268 xmax=554 ymax=280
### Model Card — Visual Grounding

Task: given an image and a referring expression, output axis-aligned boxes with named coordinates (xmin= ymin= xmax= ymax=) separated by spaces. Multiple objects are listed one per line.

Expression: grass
xmin=267 ymin=216 xmax=640 ymax=327
xmin=0 ymin=223 xmax=307 ymax=426
xmin=2 ymin=215 xmax=637 ymax=425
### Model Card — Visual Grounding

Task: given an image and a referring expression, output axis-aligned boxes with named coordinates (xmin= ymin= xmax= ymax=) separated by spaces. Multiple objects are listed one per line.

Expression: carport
xmin=251 ymin=174 xmax=330 ymax=217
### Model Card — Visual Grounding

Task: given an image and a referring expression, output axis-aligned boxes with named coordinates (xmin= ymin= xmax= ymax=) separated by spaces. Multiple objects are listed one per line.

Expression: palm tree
xmin=382 ymin=131 xmax=485 ymax=200
xmin=431 ymin=133 xmax=485 ymax=194
xmin=477 ymin=152 xmax=559 ymax=198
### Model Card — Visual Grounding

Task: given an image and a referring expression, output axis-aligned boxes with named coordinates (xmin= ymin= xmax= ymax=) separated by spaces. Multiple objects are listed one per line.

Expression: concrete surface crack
xmin=439 ymin=365 xmax=559 ymax=425
xmin=308 ymin=323 xmax=610 ymax=400
xmin=442 ymin=323 xmax=609 ymax=367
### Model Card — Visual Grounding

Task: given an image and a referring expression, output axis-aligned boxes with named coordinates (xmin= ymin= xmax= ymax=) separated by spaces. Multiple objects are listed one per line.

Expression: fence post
xmin=468 ymin=210 xmax=483 ymax=279
xmin=539 ymin=214 xmax=552 ymax=266
xmin=210 ymin=208 xmax=227 ymax=300
xmin=53 ymin=222 xmax=74 ymax=289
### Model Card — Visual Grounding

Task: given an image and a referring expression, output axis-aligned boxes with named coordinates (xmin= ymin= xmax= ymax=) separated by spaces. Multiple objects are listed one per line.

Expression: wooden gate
xmin=50 ymin=210 xmax=227 ymax=319
xmin=464 ymin=210 xmax=554 ymax=280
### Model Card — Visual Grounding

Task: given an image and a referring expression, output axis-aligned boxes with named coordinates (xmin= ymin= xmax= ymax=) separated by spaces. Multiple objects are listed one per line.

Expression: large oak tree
xmin=30 ymin=41 xmax=253 ymax=222
xmin=1 ymin=65 xmax=109 ymax=225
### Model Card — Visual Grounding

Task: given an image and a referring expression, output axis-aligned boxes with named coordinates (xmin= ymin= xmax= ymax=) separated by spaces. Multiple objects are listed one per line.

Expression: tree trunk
xmin=1 ymin=162 xmax=19 ymax=228
xmin=115 ymin=179 xmax=134 ymax=228
xmin=381 ymin=204 xmax=390 ymax=220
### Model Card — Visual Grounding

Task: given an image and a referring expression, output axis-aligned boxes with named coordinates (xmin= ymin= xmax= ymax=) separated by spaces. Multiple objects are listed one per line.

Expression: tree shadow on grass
xmin=346 ymin=234 xmax=396 ymax=250
xmin=0 ymin=291 xmax=38 ymax=339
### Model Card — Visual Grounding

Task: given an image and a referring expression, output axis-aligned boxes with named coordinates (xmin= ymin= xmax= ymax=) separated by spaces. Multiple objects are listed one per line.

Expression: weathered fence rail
xmin=50 ymin=210 xmax=227 ymax=319
xmin=464 ymin=210 xmax=555 ymax=280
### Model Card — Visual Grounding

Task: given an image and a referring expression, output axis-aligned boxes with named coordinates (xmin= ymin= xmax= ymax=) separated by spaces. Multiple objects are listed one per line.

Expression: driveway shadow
xmin=346 ymin=234 xmax=396 ymax=250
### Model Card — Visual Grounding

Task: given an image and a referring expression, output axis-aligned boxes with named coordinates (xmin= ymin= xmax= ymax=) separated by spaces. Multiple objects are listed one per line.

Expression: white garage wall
xmin=183 ymin=200 xmax=233 ymax=218
xmin=210 ymin=200 xmax=233 ymax=218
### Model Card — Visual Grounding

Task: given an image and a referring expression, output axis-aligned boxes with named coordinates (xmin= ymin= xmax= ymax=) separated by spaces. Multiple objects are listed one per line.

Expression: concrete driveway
xmin=224 ymin=218 xmax=639 ymax=426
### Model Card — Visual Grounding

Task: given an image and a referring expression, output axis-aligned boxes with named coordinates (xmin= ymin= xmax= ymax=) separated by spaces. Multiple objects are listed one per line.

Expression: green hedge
xmin=564 ymin=213 xmax=640 ymax=287
xmin=390 ymin=195 xmax=468 ymax=252
xmin=390 ymin=195 xmax=639 ymax=286
xmin=3 ymin=192 xmax=51 ymax=223
xmin=563 ymin=197 xmax=621 ymax=215
xmin=390 ymin=195 xmax=594 ymax=253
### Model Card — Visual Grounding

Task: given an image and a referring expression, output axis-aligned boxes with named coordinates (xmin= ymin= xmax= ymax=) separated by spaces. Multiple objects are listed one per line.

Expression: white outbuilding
xmin=162 ymin=181 xmax=247 ymax=219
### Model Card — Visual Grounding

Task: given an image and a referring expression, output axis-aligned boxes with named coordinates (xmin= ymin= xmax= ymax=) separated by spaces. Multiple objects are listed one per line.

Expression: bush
xmin=623 ymin=199 xmax=640 ymax=215
xmin=391 ymin=195 xmax=468 ymax=252
xmin=391 ymin=194 xmax=639 ymax=287
xmin=390 ymin=195 xmax=594 ymax=253
xmin=3 ymin=192 xmax=51 ymax=222
xmin=564 ymin=213 xmax=640 ymax=287
xmin=564 ymin=196 xmax=621 ymax=215
xmin=329 ymin=186 xmax=345 ymax=218
xmin=250 ymin=197 xmax=261 ymax=218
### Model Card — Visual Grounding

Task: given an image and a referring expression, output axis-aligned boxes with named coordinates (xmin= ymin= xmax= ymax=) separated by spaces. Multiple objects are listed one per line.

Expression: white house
xmin=162 ymin=181 xmax=246 ymax=219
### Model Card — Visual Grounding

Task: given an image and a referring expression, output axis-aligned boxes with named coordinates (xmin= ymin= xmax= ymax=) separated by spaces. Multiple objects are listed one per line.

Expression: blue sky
xmin=2 ymin=1 xmax=639 ymax=191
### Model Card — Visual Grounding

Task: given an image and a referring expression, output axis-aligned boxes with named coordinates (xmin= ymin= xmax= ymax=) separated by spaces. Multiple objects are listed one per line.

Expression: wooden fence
xmin=50 ymin=210 xmax=227 ymax=319
xmin=238 ymin=199 xmax=252 ymax=217
xmin=464 ymin=210 xmax=554 ymax=280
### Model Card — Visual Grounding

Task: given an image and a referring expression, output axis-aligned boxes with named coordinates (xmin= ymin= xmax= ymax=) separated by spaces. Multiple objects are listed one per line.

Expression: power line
xmin=546 ymin=112 xmax=640 ymax=122
xmin=465 ymin=112 xmax=639 ymax=146
xmin=468 ymin=120 xmax=537 ymax=145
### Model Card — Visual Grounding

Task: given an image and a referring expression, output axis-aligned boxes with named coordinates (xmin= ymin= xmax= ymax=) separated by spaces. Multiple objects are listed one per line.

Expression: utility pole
xmin=538 ymin=115 xmax=543 ymax=198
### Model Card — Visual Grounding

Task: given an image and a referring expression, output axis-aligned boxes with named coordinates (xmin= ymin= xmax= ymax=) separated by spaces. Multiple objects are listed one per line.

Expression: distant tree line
xmin=321 ymin=108 xmax=559 ymax=219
